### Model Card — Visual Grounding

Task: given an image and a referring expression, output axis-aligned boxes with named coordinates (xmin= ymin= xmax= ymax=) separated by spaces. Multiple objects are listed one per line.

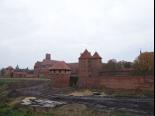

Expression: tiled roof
xmin=50 ymin=61 xmax=71 ymax=70
xmin=42 ymin=59 xmax=58 ymax=65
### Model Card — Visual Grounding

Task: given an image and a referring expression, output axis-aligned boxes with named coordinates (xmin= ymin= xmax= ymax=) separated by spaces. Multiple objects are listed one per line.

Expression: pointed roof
xmin=79 ymin=49 xmax=91 ymax=59
xmin=50 ymin=61 xmax=71 ymax=70
xmin=92 ymin=52 xmax=102 ymax=59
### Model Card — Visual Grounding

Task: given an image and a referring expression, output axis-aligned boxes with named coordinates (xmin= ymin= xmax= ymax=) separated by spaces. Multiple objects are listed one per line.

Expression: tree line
xmin=104 ymin=52 xmax=154 ymax=76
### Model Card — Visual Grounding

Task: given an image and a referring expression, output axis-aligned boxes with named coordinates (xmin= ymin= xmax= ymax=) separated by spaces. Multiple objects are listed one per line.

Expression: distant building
xmin=13 ymin=68 xmax=34 ymax=78
xmin=2 ymin=66 xmax=34 ymax=78
xmin=3 ymin=66 xmax=14 ymax=77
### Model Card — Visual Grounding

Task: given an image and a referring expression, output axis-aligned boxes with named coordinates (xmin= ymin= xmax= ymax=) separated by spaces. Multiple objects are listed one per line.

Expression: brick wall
xmin=78 ymin=76 xmax=154 ymax=91
xmin=50 ymin=75 xmax=70 ymax=88
xmin=48 ymin=72 xmax=70 ymax=88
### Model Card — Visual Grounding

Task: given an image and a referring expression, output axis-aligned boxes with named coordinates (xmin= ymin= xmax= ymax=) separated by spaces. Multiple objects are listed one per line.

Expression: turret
xmin=91 ymin=52 xmax=102 ymax=76
xmin=92 ymin=52 xmax=102 ymax=59
xmin=79 ymin=49 xmax=91 ymax=59
xmin=49 ymin=61 xmax=71 ymax=88
xmin=79 ymin=49 xmax=92 ymax=78
xmin=45 ymin=53 xmax=51 ymax=60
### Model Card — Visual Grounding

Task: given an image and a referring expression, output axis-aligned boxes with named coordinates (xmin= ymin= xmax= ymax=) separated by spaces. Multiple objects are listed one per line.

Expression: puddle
xmin=21 ymin=97 xmax=66 ymax=108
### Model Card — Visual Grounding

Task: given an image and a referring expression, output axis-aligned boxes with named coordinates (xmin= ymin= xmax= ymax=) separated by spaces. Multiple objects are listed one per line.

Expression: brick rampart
xmin=78 ymin=76 xmax=154 ymax=91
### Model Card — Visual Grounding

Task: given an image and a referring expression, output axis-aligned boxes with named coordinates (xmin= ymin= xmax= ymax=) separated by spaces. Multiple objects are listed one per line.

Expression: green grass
xmin=0 ymin=103 xmax=52 ymax=116
xmin=0 ymin=80 xmax=11 ymax=86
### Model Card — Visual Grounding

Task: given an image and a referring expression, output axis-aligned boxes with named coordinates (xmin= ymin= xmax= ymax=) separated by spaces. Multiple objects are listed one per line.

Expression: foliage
xmin=0 ymin=103 xmax=52 ymax=116
xmin=133 ymin=52 xmax=154 ymax=76
xmin=117 ymin=61 xmax=133 ymax=69
xmin=0 ymin=81 xmax=7 ymax=86
xmin=105 ymin=59 xmax=133 ymax=71
xmin=106 ymin=59 xmax=118 ymax=71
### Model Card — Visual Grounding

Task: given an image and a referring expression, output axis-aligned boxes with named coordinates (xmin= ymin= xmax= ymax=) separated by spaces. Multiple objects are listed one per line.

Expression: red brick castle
xmin=1 ymin=49 xmax=154 ymax=91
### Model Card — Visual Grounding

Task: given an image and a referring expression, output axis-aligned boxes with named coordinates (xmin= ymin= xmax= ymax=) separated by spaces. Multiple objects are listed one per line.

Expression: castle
xmin=1 ymin=50 xmax=154 ymax=91
xmin=33 ymin=50 xmax=104 ymax=87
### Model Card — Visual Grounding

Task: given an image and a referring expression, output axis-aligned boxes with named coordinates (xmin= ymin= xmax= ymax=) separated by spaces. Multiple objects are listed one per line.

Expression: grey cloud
xmin=0 ymin=0 xmax=154 ymax=68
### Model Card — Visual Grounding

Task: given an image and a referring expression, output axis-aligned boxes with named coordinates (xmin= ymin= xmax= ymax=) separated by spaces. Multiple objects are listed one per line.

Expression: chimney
xmin=45 ymin=53 xmax=51 ymax=60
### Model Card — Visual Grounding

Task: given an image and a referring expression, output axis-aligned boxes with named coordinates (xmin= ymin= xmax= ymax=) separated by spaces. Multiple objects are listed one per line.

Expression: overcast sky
xmin=0 ymin=0 xmax=154 ymax=69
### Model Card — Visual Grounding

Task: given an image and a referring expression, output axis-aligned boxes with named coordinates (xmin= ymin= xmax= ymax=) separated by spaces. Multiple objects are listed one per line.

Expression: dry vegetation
xmin=0 ymin=79 xmax=154 ymax=116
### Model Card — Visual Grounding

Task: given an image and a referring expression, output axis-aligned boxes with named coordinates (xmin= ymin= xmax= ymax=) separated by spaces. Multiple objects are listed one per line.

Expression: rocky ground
xmin=0 ymin=78 xmax=154 ymax=116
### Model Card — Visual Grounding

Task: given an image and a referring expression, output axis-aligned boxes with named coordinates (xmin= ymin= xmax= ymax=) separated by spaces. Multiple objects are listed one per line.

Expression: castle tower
xmin=49 ymin=61 xmax=71 ymax=88
xmin=91 ymin=52 xmax=102 ymax=76
xmin=45 ymin=53 xmax=51 ymax=60
xmin=79 ymin=49 xmax=92 ymax=78
xmin=78 ymin=50 xmax=102 ymax=88
xmin=78 ymin=49 xmax=92 ymax=87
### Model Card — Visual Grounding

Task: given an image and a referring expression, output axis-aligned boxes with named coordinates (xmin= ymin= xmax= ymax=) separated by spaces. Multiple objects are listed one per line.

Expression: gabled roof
xmin=50 ymin=61 xmax=71 ymax=70
xmin=92 ymin=52 xmax=102 ymax=59
xmin=79 ymin=49 xmax=91 ymax=59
